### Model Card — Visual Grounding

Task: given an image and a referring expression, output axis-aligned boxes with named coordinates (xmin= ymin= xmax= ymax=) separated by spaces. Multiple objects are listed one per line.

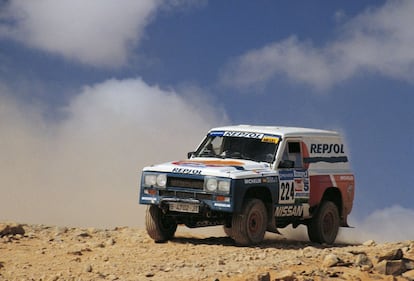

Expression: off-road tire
xmin=231 ymin=199 xmax=267 ymax=246
xmin=307 ymin=201 xmax=339 ymax=244
xmin=223 ymin=225 xmax=233 ymax=237
xmin=145 ymin=205 xmax=177 ymax=243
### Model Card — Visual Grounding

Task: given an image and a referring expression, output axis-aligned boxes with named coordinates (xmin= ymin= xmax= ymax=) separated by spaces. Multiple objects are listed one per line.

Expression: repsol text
xmin=310 ymin=143 xmax=344 ymax=154
xmin=172 ymin=168 xmax=202 ymax=175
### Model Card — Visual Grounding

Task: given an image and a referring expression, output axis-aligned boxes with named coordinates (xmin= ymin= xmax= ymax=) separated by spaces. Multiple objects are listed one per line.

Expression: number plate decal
xmin=279 ymin=179 xmax=295 ymax=204
xmin=169 ymin=203 xmax=200 ymax=213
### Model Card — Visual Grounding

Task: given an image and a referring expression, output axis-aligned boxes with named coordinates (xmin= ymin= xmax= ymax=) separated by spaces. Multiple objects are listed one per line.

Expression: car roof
xmin=210 ymin=125 xmax=340 ymax=138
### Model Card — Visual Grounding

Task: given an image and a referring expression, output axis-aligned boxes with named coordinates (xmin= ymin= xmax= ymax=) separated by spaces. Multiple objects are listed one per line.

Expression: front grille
xmin=159 ymin=190 xmax=212 ymax=201
xmin=159 ymin=190 xmax=175 ymax=197
xmin=168 ymin=177 xmax=204 ymax=190
xmin=176 ymin=191 xmax=195 ymax=199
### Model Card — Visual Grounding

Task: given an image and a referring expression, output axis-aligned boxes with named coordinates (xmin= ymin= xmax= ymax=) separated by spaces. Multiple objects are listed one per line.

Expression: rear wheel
xmin=145 ymin=205 xmax=177 ymax=243
xmin=307 ymin=201 xmax=339 ymax=244
xmin=231 ymin=199 xmax=267 ymax=246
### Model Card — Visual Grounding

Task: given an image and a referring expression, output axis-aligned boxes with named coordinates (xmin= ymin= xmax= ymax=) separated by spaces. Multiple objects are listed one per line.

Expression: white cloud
xmin=222 ymin=0 xmax=414 ymax=90
xmin=0 ymin=0 xmax=160 ymax=67
xmin=0 ymin=78 xmax=228 ymax=228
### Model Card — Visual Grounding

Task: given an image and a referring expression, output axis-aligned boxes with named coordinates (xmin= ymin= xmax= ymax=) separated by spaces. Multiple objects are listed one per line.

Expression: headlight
xmin=156 ymin=174 xmax=167 ymax=188
xmin=144 ymin=174 xmax=157 ymax=186
xmin=204 ymin=177 xmax=231 ymax=194
xmin=205 ymin=178 xmax=218 ymax=192
xmin=144 ymin=173 xmax=167 ymax=188
xmin=218 ymin=180 xmax=230 ymax=193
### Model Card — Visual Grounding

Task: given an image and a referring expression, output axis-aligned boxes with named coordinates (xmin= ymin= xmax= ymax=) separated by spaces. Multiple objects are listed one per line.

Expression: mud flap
xmin=266 ymin=208 xmax=281 ymax=234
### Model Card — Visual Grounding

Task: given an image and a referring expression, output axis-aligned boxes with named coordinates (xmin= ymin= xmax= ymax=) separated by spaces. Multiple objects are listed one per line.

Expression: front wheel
xmin=145 ymin=205 xmax=177 ymax=243
xmin=223 ymin=225 xmax=233 ymax=237
xmin=231 ymin=199 xmax=267 ymax=246
xmin=307 ymin=201 xmax=339 ymax=244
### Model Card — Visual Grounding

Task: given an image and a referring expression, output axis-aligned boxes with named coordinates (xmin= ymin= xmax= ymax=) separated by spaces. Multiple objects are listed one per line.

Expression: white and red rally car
xmin=139 ymin=125 xmax=355 ymax=245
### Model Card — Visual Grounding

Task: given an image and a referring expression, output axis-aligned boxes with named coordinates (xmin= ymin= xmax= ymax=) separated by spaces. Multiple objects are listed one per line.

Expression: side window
xmin=210 ymin=136 xmax=223 ymax=155
xmin=280 ymin=141 xmax=303 ymax=168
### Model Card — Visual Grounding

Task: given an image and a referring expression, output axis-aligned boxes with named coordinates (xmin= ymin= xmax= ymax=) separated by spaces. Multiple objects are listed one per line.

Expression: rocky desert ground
xmin=1 ymin=222 xmax=414 ymax=281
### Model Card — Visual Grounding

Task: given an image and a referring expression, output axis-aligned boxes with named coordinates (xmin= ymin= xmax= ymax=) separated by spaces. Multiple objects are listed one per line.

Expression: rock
xmin=105 ymin=238 xmax=115 ymax=246
xmin=302 ymin=246 xmax=317 ymax=258
xmin=84 ymin=264 xmax=93 ymax=273
xmin=374 ymin=260 xmax=406 ymax=276
xmin=77 ymin=231 xmax=91 ymax=238
xmin=363 ymin=240 xmax=376 ymax=246
xmin=145 ymin=272 xmax=155 ymax=277
xmin=54 ymin=226 xmax=68 ymax=236
xmin=322 ymin=254 xmax=340 ymax=268
xmin=378 ymin=248 xmax=403 ymax=262
xmin=405 ymin=259 xmax=414 ymax=270
xmin=257 ymin=272 xmax=270 ymax=281
xmin=49 ymin=275 xmax=59 ymax=281
xmin=403 ymin=269 xmax=414 ymax=281
xmin=273 ymin=270 xmax=294 ymax=281
xmin=0 ymin=223 xmax=25 ymax=237
xmin=355 ymin=253 xmax=373 ymax=270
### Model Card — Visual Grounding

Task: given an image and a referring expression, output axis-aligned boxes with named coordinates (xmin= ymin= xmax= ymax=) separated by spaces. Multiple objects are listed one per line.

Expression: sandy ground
xmin=1 ymin=223 xmax=414 ymax=281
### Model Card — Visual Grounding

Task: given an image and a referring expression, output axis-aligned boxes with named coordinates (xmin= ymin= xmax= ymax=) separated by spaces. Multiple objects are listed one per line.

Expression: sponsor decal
xmin=244 ymin=178 xmax=262 ymax=184
xmin=172 ymin=167 xmax=202 ymax=175
xmin=294 ymin=170 xmax=308 ymax=178
xmin=210 ymin=131 xmax=225 ymax=137
xmin=261 ymin=136 xmax=280 ymax=144
xmin=244 ymin=177 xmax=277 ymax=185
xmin=294 ymin=178 xmax=305 ymax=192
xmin=339 ymin=175 xmax=354 ymax=181
xmin=275 ymin=205 xmax=304 ymax=217
xmin=262 ymin=176 xmax=277 ymax=183
xmin=295 ymin=192 xmax=309 ymax=198
xmin=279 ymin=170 xmax=294 ymax=180
xmin=210 ymin=131 xmax=280 ymax=143
xmin=279 ymin=179 xmax=295 ymax=204
xmin=278 ymin=170 xmax=310 ymax=203
xmin=223 ymin=131 xmax=264 ymax=139
xmin=310 ymin=143 xmax=345 ymax=154
xmin=240 ymin=176 xmax=278 ymax=185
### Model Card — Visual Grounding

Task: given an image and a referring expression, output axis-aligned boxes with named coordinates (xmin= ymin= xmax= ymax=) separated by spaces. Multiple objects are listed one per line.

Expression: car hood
xmin=143 ymin=158 xmax=277 ymax=179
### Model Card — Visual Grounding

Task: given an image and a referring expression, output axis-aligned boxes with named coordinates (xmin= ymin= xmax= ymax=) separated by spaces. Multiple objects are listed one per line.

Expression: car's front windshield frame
xmin=194 ymin=131 xmax=280 ymax=163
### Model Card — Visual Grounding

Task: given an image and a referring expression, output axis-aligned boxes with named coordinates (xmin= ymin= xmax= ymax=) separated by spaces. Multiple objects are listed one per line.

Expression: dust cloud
xmin=0 ymin=78 xmax=227 ymax=228
xmin=275 ymin=205 xmax=414 ymax=244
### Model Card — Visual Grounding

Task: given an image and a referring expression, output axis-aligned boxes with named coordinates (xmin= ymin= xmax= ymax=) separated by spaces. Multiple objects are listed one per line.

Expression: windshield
xmin=194 ymin=131 xmax=280 ymax=163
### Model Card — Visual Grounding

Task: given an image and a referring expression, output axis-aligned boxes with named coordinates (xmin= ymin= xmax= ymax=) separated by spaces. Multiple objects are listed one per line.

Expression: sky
xmin=0 ymin=0 xmax=413 ymax=242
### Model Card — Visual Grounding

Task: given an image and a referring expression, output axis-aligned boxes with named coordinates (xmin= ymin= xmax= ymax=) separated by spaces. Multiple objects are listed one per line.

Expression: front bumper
xmin=139 ymin=187 xmax=233 ymax=212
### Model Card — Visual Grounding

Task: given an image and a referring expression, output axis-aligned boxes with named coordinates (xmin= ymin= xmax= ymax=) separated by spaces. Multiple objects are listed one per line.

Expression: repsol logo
xmin=223 ymin=131 xmax=264 ymax=139
xmin=172 ymin=168 xmax=202 ymax=175
xmin=310 ymin=143 xmax=344 ymax=154
xmin=275 ymin=205 xmax=304 ymax=217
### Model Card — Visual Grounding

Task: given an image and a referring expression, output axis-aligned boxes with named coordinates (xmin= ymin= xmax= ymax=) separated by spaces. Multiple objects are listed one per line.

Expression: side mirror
xmin=187 ymin=151 xmax=195 ymax=159
xmin=278 ymin=160 xmax=294 ymax=169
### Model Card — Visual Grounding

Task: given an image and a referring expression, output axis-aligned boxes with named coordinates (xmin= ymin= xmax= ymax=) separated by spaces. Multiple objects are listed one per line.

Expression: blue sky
xmin=0 ymin=0 xmax=413 ymax=240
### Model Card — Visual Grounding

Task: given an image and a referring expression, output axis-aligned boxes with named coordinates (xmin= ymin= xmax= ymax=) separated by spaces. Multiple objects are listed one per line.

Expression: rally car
xmin=139 ymin=125 xmax=355 ymax=245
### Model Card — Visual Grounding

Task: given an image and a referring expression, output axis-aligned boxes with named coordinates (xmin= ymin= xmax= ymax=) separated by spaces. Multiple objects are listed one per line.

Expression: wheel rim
xmin=322 ymin=211 xmax=334 ymax=236
xmin=248 ymin=211 xmax=262 ymax=235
